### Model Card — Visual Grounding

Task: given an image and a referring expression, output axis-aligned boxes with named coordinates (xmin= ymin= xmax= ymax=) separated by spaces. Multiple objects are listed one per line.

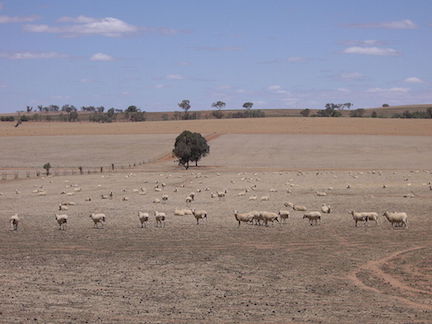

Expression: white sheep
xmin=293 ymin=204 xmax=307 ymax=211
xmin=248 ymin=195 xmax=257 ymax=200
xmin=217 ymin=190 xmax=227 ymax=199
xmin=260 ymin=211 xmax=279 ymax=226
xmin=303 ymin=211 xmax=321 ymax=225
xmin=154 ymin=211 xmax=166 ymax=227
xmin=260 ymin=195 xmax=270 ymax=201
xmin=284 ymin=202 xmax=294 ymax=208
xmin=138 ymin=211 xmax=149 ymax=228
xmin=188 ymin=192 xmax=196 ymax=200
xmin=350 ymin=211 xmax=368 ymax=227
xmin=192 ymin=209 xmax=207 ymax=225
xmin=55 ymin=214 xmax=68 ymax=230
xmin=89 ymin=213 xmax=106 ymax=228
xmin=58 ymin=204 xmax=69 ymax=211
xmin=153 ymin=198 xmax=161 ymax=204
xmin=161 ymin=194 xmax=169 ymax=202
xmin=321 ymin=204 xmax=331 ymax=214
xmin=383 ymin=211 xmax=408 ymax=228
xmin=316 ymin=191 xmax=327 ymax=197
xmin=278 ymin=210 xmax=290 ymax=223
xmin=10 ymin=214 xmax=19 ymax=231
xmin=233 ymin=210 xmax=254 ymax=226
xmin=174 ymin=208 xmax=186 ymax=216
xmin=185 ymin=196 xmax=193 ymax=205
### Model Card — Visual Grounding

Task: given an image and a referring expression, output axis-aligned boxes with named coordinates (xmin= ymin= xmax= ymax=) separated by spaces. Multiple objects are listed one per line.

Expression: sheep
xmin=278 ymin=210 xmax=290 ymax=223
xmin=161 ymin=194 xmax=169 ymax=202
xmin=185 ymin=196 xmax=193 ymax=205
xmin=293 ymin=204 xmax=307 ymax=211
xmin=192 ymin=209 xmax=207 ymax=225
xmin=316 ymin=191 xmax=327 ymax=197
xmin=174 ymin=208 xmax=186 ymax=216
xmin=55 ymin=214 xmax=68 ymax=230
xmin=101 ymin=194 xmax=109 ymax=199
xmin=10 ymin=214 xmax=19 ymax=231
xmin=154 ymin=211 xmax=166 ymax=227
xmin=62 ymin=201 xmax=76 ymax=206
xmin=248 ymin=195 xmax=257 ymax=201
xmin=321 ymin=204 xmax=331 ymax=214
xmin=260 ymin=211 xmax=279 ymax=226
xmin=260 ymin=195 xmax=270 ymax=201
xmin=350 ymin=211 xmax=369 ymax=227
xmin=188 ymin=192 xmax=196 ymax=200
xmin=122 ymin=196 xmax=129 ymax=201
xmin=233 ymin=210 xmax=254 ymax=226
xmin=365 ymin=213 xmax=379 ymax=225
xmin=383 ymin=211 xmax=408 ymax=228
xmin=89 ymin=213 xmax=106 ymax=228
xmin=303 ymin=211 xmax=321 ymax=225
xmin=217 ymin=190 xmax=227 ymax=199
xmin=269 ymin=188 xmax=277 ymax=192
xmin=138 ymin=211 xmax=149 ymax=228
xmin=153 ymin=198 xmax=161 ymax=204
xmin=85 ymin=197 xmax=92 ymax=202
xmin=58 ymin=204 xmax=69 ymax=211
xmin=284 ymin=202 xmax=294 ymax=208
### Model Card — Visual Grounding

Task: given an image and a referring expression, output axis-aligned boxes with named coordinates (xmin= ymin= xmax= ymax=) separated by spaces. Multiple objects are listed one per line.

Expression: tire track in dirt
xmin=346 ymin=246 xmax=432 ymax=311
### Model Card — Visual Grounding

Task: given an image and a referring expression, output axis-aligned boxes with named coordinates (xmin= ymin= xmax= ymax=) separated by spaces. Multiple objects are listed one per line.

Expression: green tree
xmin=178 ymin=100 xmax=191 ymax=119
xmin=211 ymin=101 xmax=225 ymax=119
xmin=43 ymin=162 xmax=51 ymax=176
xmin=172 ymin=130 xmax=209 ymax=169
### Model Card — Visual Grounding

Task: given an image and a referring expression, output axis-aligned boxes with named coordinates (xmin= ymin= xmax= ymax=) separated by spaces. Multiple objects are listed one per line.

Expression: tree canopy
xmin=172 ymin=130 xmax=209 ymax=169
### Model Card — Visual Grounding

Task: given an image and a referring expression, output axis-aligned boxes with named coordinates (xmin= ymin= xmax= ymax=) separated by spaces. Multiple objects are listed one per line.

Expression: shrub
xmin=300 ymin=108 xmax=311 ymax=117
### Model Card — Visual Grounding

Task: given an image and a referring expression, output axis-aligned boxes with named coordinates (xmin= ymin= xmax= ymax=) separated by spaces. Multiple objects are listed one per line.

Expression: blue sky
xmin=0 ymin=0 xmax=431 ymax=112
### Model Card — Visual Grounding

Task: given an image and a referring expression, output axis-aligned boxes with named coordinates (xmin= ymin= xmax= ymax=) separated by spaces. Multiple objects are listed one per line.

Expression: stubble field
xmin=0 ymin=117 xmax=431 ymax=323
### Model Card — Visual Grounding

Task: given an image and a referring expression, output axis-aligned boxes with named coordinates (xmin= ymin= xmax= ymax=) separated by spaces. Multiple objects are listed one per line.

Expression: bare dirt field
xmin=1 ymin=117 xmax=432 ymax=136
xmin=0 ymin=118 xmax=431 ymax=323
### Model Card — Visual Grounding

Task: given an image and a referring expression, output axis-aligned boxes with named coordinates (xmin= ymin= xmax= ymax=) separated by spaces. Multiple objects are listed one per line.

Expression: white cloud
xmin=344 ymin=40 xmax=384 ymax=46
xmin=0 ymin=51 xmax=67 ymax=59
xmin=0 ymin=15 xmax=39 ymax=23
xmin=349 ymin=19 xmax=417 ymax=30
xmin=404 ymin=77 xmax=423 ymax=84
xmin=259 ymin=56 xmax=307 ymax=64
xmin=90 ymin=53 xmax=113 ymax=61
xmin=166 ymin=74 xmax=184 ymax=80
xmin=340 ymin=72 xmax=364 ymax=80
xmin=367 ymin=87 xmax=409 ymax=93
xmin=343 ymin=46 xmax=399 ymax=56
xmin=24 ymin=16 xmax=139 ymax=37
xmin=267 ymin=84 xmax=288 ymax=94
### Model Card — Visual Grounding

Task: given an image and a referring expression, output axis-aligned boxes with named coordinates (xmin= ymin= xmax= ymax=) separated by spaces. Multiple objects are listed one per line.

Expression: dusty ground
xmin=1 ymin=117 xmax=432 ymax=136
xmin=0 ymin=119 xmax=431 ymax=323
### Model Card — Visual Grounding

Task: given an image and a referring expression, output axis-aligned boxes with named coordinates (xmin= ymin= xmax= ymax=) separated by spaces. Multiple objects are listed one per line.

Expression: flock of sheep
xmin=5 ymin=169 xmax=418 ymax=232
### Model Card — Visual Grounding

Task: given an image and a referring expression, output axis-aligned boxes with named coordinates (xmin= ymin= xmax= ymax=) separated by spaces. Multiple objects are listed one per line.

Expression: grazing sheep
xmin=192 ymin=209 xmax=208 ymax=225
xmin=62 ymin=201 xmax=76 ymax=206
xmin=278 ymin=210 xmax=290 ymax=223
xmin=316 ymin=191 xmax=327 ymax=197
xmin=85 ymin=197 xmax=92 ymax=202
xmin=153 ymin=198 xmax=161 ymax=204
xmin=260 ymin=195 xmax=270 ymax=201
xmin=122 ymin=196 xmax=129 ymax=201
xmin=188 ymin=192 xmax=196 ymax=200
xmin=174 ymin=208 xmax=186 ymax=216
xmin=383 ymin=211 xmax=408 ymax=228
xmin=233 ymin=210 xmax=254 ymax=226
xmin=269 ymin=188 xmax=277 ymax=192
xmin=185 ymin=196 xmax=193 ymax=205
xmin=260 ymin=211 xmax=279 ymax=226
xmin=321 ymin=204 xmax=331 ymax=214
xmin=293 ymin=204 xmax=307 ymax=211
xmin=217 ymin=190 xmax=227 ymax=199
xmin=350 ymin=211 xmax=368 ymax=227
xmin=303 ymin=211 xmax=321 ymax=225
xmin=249 ymin=195 xmax=257 ymax=201
xmin=101 ymin=194 xmax=109 ymax=199
xmin=10 ymin=214 xmax=19 ymax=231
xmin=89 ymin=213 xmax=106 ymax=228
xmin=161 ymin=194 xmax=169 ymax=202
xmin=284 ymin=202 xmax=294 ymax=208
xmin=55 ymin=214 xmax=68 ymax=230
xmin=58 ymin=204 xmax=69 ymax=211
xmin=138 ymin=211 xmax=149 ymax=228
xmin=154 ymin=211 xmax=166 ymax=227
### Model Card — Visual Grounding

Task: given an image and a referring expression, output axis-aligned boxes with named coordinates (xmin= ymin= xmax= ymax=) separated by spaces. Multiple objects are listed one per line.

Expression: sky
xmin=0 ymin=0 xmax=431 ymax=112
